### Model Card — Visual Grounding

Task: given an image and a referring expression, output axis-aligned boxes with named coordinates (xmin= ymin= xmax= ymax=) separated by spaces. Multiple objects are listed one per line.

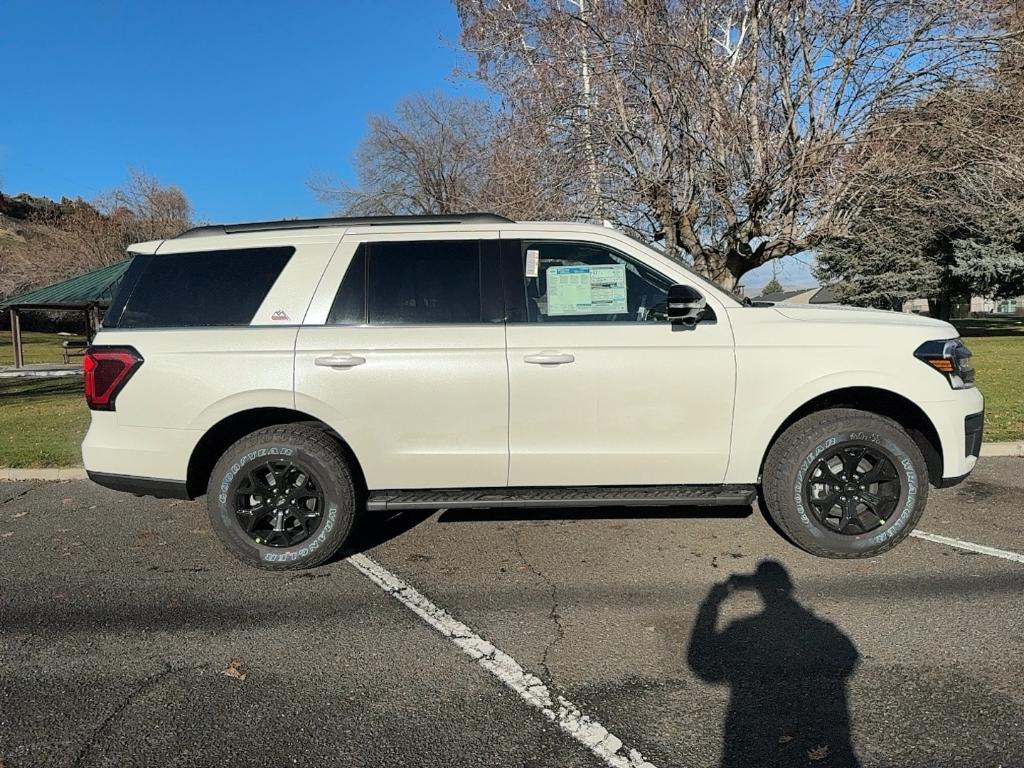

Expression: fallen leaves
xmin=222 ymin=660 xmax=247 ymax=681
xmin=808 ymin=744 xmax=831 ymax=761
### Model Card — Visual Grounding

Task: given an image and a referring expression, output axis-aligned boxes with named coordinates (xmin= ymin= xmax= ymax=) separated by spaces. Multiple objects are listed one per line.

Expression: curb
xmin=0 ymin=442 xmax=1022 ymax=481
xmin=0 ymin=468 xmax=87 ymax=481
xmin=980 ymin=441 xmax=1024 ymax=457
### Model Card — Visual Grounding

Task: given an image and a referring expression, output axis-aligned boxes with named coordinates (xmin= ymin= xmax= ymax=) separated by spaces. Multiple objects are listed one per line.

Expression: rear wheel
xmin=762 ymin=408 xmax=929 ymax=558
xmin=206 ymin=424 xmax=358 ymax=570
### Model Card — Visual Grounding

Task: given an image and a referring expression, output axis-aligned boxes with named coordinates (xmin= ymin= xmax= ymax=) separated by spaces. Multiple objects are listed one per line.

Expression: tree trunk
xmin=928 ymin=295 xmax=952 ymax=321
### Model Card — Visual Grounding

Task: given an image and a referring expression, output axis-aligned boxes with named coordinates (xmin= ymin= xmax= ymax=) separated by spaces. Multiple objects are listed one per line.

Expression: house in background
xmin=755 ymin=286 xmax=840 ymax=305
xmin=756 ymin=286 xmax=1023 ymax=317
xmin=902 ymin=296 xmax=1023 ymax=315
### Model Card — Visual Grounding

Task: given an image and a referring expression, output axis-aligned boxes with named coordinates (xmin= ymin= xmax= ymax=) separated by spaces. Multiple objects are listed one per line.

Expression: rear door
xmin=295 ymin=232 xmax=509 ymax=490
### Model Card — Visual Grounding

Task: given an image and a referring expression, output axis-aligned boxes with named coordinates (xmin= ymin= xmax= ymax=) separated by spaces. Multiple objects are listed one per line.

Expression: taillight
xmin=83 ymin=346 xmax=143 ymax=411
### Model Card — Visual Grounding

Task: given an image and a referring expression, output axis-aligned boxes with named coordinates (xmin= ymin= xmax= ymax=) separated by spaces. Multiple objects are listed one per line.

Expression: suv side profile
xmin=82 ymin=214 xmax=984 ymax=570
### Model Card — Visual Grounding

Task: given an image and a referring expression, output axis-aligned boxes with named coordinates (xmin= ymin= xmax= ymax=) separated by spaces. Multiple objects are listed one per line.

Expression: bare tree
xmin=816 ymin=6 xmax=1024 ymax=318
xmin=0 ymin=170 xmax=192 ymax=298
xmin=313 ymin=92 xmax=572 ymax=220
xmin=314 ymin=93 xmax=493 ymax=215
xmin=101 ymin=168 xmax=193 ymax=244
xmin=456 ymin=0 xmax=1010 ymax=288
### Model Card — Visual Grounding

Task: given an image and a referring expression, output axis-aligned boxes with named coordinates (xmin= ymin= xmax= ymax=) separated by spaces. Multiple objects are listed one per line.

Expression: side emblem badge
xmin=271 ymin=309 xmax=291 ymax=322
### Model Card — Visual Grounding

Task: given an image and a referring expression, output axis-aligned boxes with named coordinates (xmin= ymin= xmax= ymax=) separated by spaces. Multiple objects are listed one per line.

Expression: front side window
xmin=519 ymin=241 xmax=674 ymax=323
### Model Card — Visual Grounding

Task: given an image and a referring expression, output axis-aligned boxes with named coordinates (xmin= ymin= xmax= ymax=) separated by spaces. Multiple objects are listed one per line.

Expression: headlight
xmin=914 ymin=338 xmax=975 ymax=389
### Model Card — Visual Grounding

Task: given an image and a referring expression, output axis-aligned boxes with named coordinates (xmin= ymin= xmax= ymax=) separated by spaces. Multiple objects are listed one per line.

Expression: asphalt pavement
xmin=1 ymin=459 xmax=1022 ymax=768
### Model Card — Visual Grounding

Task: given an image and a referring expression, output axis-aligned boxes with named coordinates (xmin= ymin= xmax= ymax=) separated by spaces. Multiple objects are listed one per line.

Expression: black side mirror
xmin=667 ymin=284 xmax=706 ymax=325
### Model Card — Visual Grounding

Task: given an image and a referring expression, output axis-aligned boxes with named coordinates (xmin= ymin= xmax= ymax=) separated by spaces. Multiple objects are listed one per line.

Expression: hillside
xmin=0 ymin=174 xmax=192 ymax=301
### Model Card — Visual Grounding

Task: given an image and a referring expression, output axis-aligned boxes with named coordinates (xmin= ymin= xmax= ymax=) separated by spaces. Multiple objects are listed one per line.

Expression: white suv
xmin=82 ymin=214 xmax=984 ymax=569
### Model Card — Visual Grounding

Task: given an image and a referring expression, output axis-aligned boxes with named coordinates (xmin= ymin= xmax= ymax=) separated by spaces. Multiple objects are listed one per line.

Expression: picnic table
xmin=59 ymin=336 xmax=88 ymax=363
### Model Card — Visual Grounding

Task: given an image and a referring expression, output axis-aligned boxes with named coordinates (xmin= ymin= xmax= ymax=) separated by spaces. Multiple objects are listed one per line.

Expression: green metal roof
xmin=0 ymin=259 xmax=132 ymax=310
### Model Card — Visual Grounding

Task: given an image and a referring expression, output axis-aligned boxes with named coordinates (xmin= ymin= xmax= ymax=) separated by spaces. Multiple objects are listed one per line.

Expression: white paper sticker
xmin=546 ymin=264 xmax=627 ymax=316
xmin=525 ymin=249 xmax=540 ymax=278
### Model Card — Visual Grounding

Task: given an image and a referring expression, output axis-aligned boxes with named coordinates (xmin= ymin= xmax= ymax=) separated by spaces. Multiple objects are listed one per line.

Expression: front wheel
xmin=762 ymin=408 xmax=929 ymax=558
xmin=207 ymin=424 xmax=359 ymax=570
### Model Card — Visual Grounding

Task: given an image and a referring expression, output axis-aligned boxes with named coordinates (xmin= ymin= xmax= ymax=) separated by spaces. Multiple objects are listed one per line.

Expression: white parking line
xmin=911 ymin=530 xmax=1024 ymax=564
xmin=347 ymin=552 xmax=658 ymax=768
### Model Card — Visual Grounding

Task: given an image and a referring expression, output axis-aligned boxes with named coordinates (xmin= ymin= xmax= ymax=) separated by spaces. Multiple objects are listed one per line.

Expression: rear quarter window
xmin=106 ymin=246 xmax=295 ymax=328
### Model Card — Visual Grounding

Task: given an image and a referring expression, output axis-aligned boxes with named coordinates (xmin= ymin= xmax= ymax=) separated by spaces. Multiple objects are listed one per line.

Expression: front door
xmin=502 ymin=234 xmax=736 ymax=487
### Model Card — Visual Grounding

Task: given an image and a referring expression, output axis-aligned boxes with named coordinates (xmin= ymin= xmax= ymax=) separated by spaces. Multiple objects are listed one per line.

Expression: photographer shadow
xmin=687 ymin=561 xmax=860 ymax=768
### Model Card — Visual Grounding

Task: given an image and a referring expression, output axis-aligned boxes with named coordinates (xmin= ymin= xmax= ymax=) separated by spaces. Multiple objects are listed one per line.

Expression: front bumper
xmin=925 ymin=387 xmax=984 ymax=484
xmin=964 ymin=411 xmax=984 ymax=460
xmin=936 ymin=411 xmax=985 ymax=488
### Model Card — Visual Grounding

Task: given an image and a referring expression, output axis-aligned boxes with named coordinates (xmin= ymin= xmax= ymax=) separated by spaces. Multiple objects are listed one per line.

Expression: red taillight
xmin=83 ymin=346 xmax=143 ymax=411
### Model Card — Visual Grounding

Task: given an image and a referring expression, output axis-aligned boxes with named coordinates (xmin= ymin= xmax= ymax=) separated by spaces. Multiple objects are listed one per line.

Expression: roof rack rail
xmin=177 ymin=213 xmax=515 ymax=239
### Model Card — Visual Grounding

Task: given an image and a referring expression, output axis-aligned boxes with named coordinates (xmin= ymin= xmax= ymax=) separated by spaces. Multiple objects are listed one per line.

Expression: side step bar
xmin=366 ymin=484 xmax=757 ymax=512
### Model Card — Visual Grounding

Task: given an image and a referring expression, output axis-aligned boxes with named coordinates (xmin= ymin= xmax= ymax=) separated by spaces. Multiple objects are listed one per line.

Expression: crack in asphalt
xmin=509 ymin=525 xmax=566 ymax=683
xmin=0 ymin=483 xmax=40 ymax=508
xmin=71 ymin=663 xmax=209 ymax=768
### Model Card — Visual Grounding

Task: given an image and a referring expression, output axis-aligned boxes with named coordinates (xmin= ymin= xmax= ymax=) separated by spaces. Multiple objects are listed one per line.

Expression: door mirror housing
xmin=667 ymin=284 xmax=706 ymax=325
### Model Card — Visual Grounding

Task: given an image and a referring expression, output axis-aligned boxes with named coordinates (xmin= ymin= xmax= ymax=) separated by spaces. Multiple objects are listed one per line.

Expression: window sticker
xmin=525 ymin=249 xmax=540 ymax=278
xmin=546 ymin=263 xmax=627 ymax=316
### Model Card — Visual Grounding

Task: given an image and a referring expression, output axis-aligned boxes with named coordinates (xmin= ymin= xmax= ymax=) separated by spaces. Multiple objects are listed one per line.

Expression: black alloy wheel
xmin=804 ymin=443 xmax=901 ymax=535
xmin=234 ymin=459 xmax=326 ymax=547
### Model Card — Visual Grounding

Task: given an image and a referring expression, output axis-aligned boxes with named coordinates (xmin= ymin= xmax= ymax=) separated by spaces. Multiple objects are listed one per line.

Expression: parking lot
xmin=1 ymin=458 xmax=1022 ymax=768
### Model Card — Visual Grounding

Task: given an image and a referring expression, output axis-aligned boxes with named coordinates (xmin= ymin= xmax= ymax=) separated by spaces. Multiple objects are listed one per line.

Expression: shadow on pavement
xmin=340 ymin=508 xmax=435 ymax=557
xmin=688 ymin=560 xmax=861 ymax=768
xmin=438 ymin=503 xmax=754 ymax=523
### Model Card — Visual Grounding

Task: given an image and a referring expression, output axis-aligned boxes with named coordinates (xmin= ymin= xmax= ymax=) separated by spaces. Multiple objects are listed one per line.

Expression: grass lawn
xmin=0 ymin=317 xmax=1020 ymax=468
xmin=953 ymin=316 xmax=1024 ymax=443
xmin=0 ymin=377 xmax=89 ymax=467
xmin=0 ymin=330 xmax=80 ymax=366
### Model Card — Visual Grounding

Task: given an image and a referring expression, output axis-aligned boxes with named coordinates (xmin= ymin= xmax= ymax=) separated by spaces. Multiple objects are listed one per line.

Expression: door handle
xmin=523 ymin=352 xmax=575 ymax=365
xmin=315 ymin=353 xmax=366 ymax=368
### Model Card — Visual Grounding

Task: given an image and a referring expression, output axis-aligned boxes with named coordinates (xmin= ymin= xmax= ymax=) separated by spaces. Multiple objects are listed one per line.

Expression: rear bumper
xmin=82 ymin=412 xmax=198 ymax=485
xmin=87 ymin=471 xmax=190 ymax=499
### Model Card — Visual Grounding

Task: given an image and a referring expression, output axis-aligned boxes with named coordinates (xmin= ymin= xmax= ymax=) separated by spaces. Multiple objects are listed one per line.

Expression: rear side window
xmin=106 ymin=247 xmax=295 ymax=328
xmin=328 ymin=240 xmax=482 ymax=325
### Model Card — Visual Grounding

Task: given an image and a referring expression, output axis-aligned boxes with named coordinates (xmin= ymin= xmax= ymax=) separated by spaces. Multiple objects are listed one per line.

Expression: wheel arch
xmin=758 ymin=386 xmax=944 ymax=487
xmin=185 ymin=407 xmax=366 ymax=499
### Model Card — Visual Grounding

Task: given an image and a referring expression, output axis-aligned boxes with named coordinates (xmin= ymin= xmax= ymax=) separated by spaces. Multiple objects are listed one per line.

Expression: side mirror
xmin=667 ymin=284 xmax=706 ymax=325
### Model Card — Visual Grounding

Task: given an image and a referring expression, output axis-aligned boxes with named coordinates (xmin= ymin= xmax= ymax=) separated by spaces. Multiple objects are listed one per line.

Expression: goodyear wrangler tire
xmin=762 ymin=408 xmax=929 ymax=558
xmin=207 ymin=424 xmax=358 ymax=570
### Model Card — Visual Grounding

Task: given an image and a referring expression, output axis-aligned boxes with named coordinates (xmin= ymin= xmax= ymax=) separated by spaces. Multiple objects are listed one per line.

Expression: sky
xmin=0 ymin=0 xmax=815 ymax=291
xmin=0 ymin=0 xmax=482 ymax=223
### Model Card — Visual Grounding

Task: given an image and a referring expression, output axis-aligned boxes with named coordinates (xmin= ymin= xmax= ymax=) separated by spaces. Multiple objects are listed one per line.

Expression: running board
xmin=366 ymin=484 xmax=757 ymax=512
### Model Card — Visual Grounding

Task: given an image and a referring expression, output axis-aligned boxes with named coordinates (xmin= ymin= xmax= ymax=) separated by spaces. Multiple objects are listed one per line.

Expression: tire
xmin=206 ymin=424 xmax=359 ymax=570
xmin=762 ymin=408 xmax=929 ymax=558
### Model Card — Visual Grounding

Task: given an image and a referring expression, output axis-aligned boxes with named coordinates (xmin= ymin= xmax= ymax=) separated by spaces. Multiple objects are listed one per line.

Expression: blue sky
xmin=0 ymin=0 xmax=813 ymax=290
xmin=0 ymin=0 xmax=481 ymax=223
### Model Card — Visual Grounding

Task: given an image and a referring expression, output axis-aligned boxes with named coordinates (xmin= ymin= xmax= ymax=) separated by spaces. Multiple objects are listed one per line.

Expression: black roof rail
xmin=177 ymin=213 xmax=515 ymax=239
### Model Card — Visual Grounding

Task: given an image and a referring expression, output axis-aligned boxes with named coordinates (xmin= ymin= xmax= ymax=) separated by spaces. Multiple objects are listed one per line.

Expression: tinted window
xmin=519 ymin=241 xmax=674 ymax=323
xmin=107 ymin=247 xmax=294 ymax=328
xmin=367 ymin=241 xmax=481 ymax=324
xmin=327 ymin=245 xmax=367 ymax=325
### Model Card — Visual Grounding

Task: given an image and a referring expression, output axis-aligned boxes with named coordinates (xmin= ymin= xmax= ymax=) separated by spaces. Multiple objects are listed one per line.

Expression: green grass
xmin=952 ymin=316 xmax=1024 ymax=443
xmin=0 ymin=330 xmax=82 ymax=366
xmin=0 ymin=317 xmax=1020 ymax=469
xmin=0 ymin=377 xmax=89 ymax=467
